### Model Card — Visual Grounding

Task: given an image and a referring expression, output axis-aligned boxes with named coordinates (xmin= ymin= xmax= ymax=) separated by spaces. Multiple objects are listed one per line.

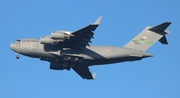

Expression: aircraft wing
xmin=72 ymin=65 xmax=96 ymax=80
xmin=62 ymin=16 xmax=102 ymax=49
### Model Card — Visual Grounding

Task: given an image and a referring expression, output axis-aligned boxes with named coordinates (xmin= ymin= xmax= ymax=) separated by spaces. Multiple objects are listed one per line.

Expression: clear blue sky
xmin=1 ymin=0 xmax=180 ymax=98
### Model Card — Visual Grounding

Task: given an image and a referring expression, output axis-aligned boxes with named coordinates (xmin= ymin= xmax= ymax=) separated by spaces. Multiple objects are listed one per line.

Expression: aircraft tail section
xmin=124 ymin=22 xmax=171 ymax=51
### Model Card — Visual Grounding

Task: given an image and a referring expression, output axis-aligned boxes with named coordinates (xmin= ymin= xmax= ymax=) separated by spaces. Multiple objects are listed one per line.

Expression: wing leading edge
xmin=64 ymin=16 xmax=102 ymax=49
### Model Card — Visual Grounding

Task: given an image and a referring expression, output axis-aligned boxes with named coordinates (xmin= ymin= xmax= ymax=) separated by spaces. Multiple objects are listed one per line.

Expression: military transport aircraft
xmin=10 ymin=16 xmax=171 ymax=80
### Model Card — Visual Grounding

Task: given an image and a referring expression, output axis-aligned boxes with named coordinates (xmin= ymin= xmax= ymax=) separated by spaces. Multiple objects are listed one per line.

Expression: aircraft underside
xmin=10 ymin=16 xmax=171 ymax=79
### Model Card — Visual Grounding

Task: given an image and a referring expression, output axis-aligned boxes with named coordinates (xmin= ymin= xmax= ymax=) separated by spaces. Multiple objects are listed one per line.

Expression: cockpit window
xmin=16 ymin=40 xmax=21 ymax=42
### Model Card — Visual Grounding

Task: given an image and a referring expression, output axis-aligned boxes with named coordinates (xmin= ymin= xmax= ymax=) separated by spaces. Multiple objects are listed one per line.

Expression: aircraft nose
xmin=10 ymin=43 xmax=14 ymax=50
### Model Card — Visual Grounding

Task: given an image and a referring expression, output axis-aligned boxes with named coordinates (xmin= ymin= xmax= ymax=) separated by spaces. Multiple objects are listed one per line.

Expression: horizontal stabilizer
xmin=129 ymin=54 xmax=143 ymax=57
xmin=129 ymin=53 xmax=153 ymax=58
xmin=149 ymin=22 xmax=171 ymax=32
xmin=159 ymin=35 xmax=168 ymax=44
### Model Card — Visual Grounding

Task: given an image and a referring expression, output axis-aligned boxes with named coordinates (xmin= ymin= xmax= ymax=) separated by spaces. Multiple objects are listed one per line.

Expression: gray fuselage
xmin=10 ymin=38 xmax=153 ymax=66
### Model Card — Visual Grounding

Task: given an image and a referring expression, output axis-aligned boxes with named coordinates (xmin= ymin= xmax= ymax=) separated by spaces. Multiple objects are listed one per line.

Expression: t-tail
xmin=124 ymin=22 xmax=172 ymax=51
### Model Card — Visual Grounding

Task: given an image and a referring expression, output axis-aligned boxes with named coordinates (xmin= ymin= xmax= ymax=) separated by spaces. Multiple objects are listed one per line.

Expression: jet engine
xmin=40 ymin=36 xmax=54 ymax=44
xmin=51 ymin=30 xmax=72 ymax=39
xmin=40 ymin=30 xmax=73 ymax=44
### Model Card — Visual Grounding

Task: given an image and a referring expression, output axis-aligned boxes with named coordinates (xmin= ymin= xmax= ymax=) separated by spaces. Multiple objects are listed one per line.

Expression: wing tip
xmin=94 ymin=16 xmax=102 ymax=25
xmin=85 ymin=72 xmax=96 ymax=80
xmin=92 ymin=72 xmax=96 ymax=79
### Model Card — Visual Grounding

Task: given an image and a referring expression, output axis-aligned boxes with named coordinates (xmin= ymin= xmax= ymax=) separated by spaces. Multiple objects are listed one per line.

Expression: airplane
xmin=10 ymin=16 xmax=171 ymax=80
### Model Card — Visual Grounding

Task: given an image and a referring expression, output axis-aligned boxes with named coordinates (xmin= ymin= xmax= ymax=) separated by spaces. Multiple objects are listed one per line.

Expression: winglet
xmin=92 ymin=73 xmax=97 ymax=79
xmin=94 ymin=16 xmax=102 ymax=25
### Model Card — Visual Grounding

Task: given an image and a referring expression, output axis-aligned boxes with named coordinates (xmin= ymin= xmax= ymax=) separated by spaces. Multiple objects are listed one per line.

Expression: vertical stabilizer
xmin=124 ymin=22 xmax=171 ymax=51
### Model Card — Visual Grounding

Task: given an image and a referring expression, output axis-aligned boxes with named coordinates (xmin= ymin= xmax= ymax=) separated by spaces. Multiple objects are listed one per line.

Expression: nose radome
xmin=10 ymin=43 xmax=14 ymax=50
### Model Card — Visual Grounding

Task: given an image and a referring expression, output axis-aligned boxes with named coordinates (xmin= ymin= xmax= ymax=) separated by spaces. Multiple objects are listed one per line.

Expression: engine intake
xmin=40 ymin=36 xmax=54 ymax=44
xmin=51 ymin=30 xmax=71 ymax=39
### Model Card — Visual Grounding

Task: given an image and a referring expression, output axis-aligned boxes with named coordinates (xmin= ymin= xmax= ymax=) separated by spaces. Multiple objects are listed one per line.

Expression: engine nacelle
xmin=51 ymin=30 xmax=71 ymax=39
xmin=40 ymin=36 xmax=54 ymax=44
xmin=50 ymin=62 xmax=68 ymax=70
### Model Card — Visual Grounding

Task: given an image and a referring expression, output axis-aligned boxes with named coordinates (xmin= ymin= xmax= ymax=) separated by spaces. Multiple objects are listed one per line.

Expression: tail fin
xmin=124 ymin=22 xmax=171 ymax=51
